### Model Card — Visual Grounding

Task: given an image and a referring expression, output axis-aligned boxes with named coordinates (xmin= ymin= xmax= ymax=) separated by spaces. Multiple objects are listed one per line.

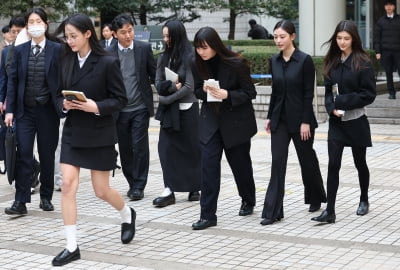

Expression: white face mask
xmin=28 ymin=25 xmax=46 ymax=38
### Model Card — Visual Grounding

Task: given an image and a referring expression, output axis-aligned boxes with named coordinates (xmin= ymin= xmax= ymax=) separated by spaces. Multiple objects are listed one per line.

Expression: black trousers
xmin=117 ymin=109 xmax=150 ymax=191
xmin=326 ymin=140 xmax=369 ymax=214
xmin=15 ymin=102 xmax=59 ymax=203
xmin=199 ymin=130 xmax=256 ymax=221
xmin=262 ymin=121 xmax=326 ymax=220
xmin=381 ymin=51 xmax=400 ymax=95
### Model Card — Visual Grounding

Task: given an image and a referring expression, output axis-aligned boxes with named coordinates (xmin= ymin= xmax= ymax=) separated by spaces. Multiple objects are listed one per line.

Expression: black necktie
xmin=32 ymin=45 xmax=41 ymax=56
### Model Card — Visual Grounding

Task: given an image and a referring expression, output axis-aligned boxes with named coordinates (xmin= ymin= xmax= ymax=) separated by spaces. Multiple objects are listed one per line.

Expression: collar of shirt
xmin=118 ymin=42 xmax=134 ymax=52
xmin=31 ymin=39 xmax=46 ymax=50
xmin=387 ymin=13 xmax=394 ymax=18
xmin=277 ymin=48 xmax=300 ymax=63
xmin=77 ymin=50 xmax=92 ymax=68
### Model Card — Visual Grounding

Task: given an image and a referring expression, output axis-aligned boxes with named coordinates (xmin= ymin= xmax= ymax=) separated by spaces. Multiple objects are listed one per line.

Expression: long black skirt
xmin=158 ymin=103 xmax=201 ymax=192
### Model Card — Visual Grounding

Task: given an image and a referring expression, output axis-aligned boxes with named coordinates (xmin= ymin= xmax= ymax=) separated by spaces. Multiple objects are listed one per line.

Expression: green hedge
xmin=240 ymin=49 xmax=379 ymax=86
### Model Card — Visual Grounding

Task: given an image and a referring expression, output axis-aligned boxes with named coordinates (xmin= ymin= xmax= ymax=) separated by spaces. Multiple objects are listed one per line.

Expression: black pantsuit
xmin=200 ymin=130 xmax=255 ymax=220
xmin=262 ymin=49 xmax=327 ymax=221
xmin=117 ymin=108 xmax=150 ymax=190
xmin=193 ymin=55 xmax=258 ymax=222
xmin=262 ymin=121 xmax=326 ymax=220
xmin=6 ymin=40 xmax=62 ymax=204
xmin=15 ymin=102 xmax=59 ymax=202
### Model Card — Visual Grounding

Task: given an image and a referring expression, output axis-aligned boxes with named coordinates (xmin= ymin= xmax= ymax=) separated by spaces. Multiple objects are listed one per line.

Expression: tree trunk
xmin=139 ymin=4 xmax=147 ymax=25
xmin=228 ymin=8 xmax=237 ymax=40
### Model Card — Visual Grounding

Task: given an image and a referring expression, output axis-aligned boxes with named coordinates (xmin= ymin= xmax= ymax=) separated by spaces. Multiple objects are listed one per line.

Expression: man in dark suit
xmin=374 ymin=0 xmax=400 ymax=99
xmin=99 ymin=23 xmax=117 ymax=49
xmin=108 ymin=14 xmax=156 ymax=201
xmin=4 ymin=8 xmax=62 ymax=215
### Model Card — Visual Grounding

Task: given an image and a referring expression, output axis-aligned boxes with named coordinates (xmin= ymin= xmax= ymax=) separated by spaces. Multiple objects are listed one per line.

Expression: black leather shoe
xmin=260 ymin=217 xmax=282 ymax=226
xmin=239 ymin=202 xmax=254 ymax=216
xmin=39 ymin=198 xmax=54 ymax=211
xmin=153 ymin=193 xmax=175 ymax=207
xmin=5 ymin=201 xmax=27 ymax=215
xmin=192 ymin=219 xmax=217 ymax=230
xmin=128 ymin=189 xmax=144 ymax=201
xmin=121 ymin=207 xmax=136 ymax=244
xmin=356 ymin=201 xmax=369 ymax=216
xmin=52 ymin=247 xmax=81 ymax=266
xmin=388 ymin=94 xmax=396 ymax=99
xmin=309 ymin=203 xmax=321 ymax=212
xmin=311 ymin=210 xmax=336 ymax=223
xmin=188 ymin=191 xmax=200 ymax=201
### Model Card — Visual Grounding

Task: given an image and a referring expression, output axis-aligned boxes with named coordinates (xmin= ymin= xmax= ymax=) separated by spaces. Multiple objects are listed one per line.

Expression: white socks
xmin=64 ymin=225 xmax=77 ymax=252
xmin=119 ymin=204 xmax=132 ymax=224
xmin=161 ymin=187 xmax=172 ymax=197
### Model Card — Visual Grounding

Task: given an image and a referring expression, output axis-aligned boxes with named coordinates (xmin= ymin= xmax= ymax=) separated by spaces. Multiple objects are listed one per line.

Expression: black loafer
xmin=356 ymin=201 xmax=369 ymax=216
xmin=311 ymin=210 xmax=336 ymax=223
xmin=192 ymin=219 xmax=217 ymax=230
xmin=153 ymin=193 xmax=175 ymax=207
xmin=260 ymin=217 xmax=282 ymax=226
xmin=52 ymin=247 xmax=81 ymax=266
xmin=309 ymin=203 xmax=321 ymax=212
xmin=188 ymin=191 xmax=200 ymax=201
xmin=239 ymin=202 xmax=254 ymax=216
xmin=128 ymin=189 xmax=144 ymax=201
xmin=121 ymin=207 xmax=136 ymax=244
xmin=5 ymin=201 xmax=27 ymax=215
xmin=39 ymin=198 xmax=54 ymax=211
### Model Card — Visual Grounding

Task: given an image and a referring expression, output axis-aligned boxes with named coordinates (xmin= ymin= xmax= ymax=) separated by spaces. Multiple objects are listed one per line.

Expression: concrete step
xmin=370 ymin=98 xmax=400 ymax=107
xmin=367 ymin=117 xmax=400 ymax=124
xmin=366 ymin=107 xmax=400 ymax=118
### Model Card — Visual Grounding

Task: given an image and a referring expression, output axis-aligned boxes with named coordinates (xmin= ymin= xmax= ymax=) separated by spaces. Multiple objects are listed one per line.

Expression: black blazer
xmin=193 ymin=57 xmax=257 ymax=149
xmin=57 ymin=53 xmax=127 ymax=148
xmin=268 ymin=49 xmax=318 ymax=133
xmin=6 ymin=40 xmax=62 ymax=118
xmin=107 ymin=40 xmax=156 ymax=116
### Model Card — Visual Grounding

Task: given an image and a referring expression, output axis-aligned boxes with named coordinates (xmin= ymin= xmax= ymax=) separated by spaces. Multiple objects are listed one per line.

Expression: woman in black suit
xmin=4 ymin=8 xmax=61 ymax=215
xmin=153 ymin=20 xmax=201 ymax=207
xmin=312 ymin=20 xmax=376 ymax=224
xmin=191 ymin=27 xmax=257 ymax=230
xmin=52 ymin=14 xmax=134 ymax=267
xmin=261 ymin=20 xmax=327 ymax=226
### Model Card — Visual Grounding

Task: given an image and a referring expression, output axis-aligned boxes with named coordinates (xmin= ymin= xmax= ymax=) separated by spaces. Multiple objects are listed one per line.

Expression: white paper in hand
xmin=332 ymin=83 xmax=345 ymax=116
xmin=205 ymin=79 xmax=222 ymax=102
xmin=165 ymin=67 xmax=178 ymax=82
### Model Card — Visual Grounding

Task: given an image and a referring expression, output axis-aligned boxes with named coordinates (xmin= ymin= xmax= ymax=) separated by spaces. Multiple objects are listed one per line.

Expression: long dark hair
xmin=273 ymin=20 xmax=297 ymax=48
xmin=193 ymin=26 xmax=246 ymax=79
xmin=323 ymin=20 xmax=370 ymax=78
xmin=161 ymin=20 xmax=192 ymax=72
xmin=56 ymin=13 xmax=108 ymax=89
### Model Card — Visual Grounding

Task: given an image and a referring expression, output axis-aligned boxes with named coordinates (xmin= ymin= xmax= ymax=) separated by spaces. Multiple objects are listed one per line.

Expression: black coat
xmin=374 ymin=14 xmax=400 ymax=53
xmin=57 ymin=53 xmax=128 ymax=148
xmin=193 ymin=57 xmax=257 ymax=149
xmin=268 ymin=49 xmax=318 ymax=133
xmin=324 ymin=54 xmax=376 ymax=147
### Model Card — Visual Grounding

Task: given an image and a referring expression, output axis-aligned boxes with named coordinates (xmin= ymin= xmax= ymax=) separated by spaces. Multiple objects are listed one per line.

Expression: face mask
xmin=28 ymin=25 xmax=46 ymax=38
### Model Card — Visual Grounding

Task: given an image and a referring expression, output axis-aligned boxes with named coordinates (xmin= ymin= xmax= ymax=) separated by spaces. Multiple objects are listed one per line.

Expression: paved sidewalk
xmin=0 ymin=116 xmax=399 ymax=270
